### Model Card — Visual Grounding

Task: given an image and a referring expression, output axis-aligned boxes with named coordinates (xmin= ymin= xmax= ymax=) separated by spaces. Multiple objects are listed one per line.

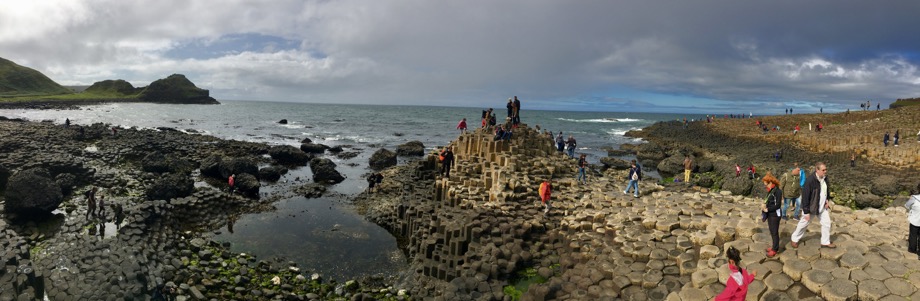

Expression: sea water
xmin=0 ymin=100 xmax=685 ymax=281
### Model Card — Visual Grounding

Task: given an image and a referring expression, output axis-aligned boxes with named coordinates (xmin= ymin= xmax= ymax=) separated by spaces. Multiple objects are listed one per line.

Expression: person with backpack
xmin=624 ymin=160 xmax=641 ymax=198
xmin=565 ymin=135 xmax=577 ymax=158
xmin=555 ymin=132 xmax=565 ymax=152
xmin=439 ymin=146 xmax=454 ymax=178
xmin=715 ymin=247 xmax=756 ymax=300
xmin=779 ymin=165 xmax=802 ymax=220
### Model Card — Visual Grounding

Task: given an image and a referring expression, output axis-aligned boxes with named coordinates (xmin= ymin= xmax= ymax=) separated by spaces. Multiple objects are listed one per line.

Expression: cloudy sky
xmin=2 ymin=1 xmax=919 ymax=113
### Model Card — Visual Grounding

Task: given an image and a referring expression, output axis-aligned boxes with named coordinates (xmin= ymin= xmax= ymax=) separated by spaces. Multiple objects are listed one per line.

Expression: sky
xmin=2 ymin=1 xmax=920 ymax=114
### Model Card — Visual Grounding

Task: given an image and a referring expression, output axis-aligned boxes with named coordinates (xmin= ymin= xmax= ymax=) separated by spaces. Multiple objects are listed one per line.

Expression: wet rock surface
xmin=0 ymin=119 xmax=407 ymax=300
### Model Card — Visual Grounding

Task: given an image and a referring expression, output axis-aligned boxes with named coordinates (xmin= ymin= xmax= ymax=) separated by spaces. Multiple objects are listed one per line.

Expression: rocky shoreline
xmin=0 ymin=117 xmax=407 ymax=300
xmin=356 ymin=123 xmax=920 ymax=300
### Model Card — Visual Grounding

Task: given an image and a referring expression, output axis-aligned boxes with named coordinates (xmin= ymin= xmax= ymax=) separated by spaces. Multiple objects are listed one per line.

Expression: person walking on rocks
xmin=506 ymin=98 xmax=514 ymax=118
xmin=114 ymin=204 xmax=125 ymax=230
xmin=97 ymin=194 xmax=106 ymax=219
xmin=790 ymin=162 xmax=836 ymax=249
xmin=513 ymin=96 xmax=521 ymax=125
xmin=228 ymin=174 xmax=236 ymax=194
xmin=456 ymin=118 xmax=467 ymax=135
xmin=715 ymin=246 xmax=756 ymax=300
xmin=539 ymin=178 xmax=552 ymax=214
xmin=624 ymin=160 xmax=641 ymax=198
xmin=85 ymin=187 xmax=97 ymax=219
xmin=439 ymin=146 xmax=454 ymax=178
xmin=895 ymin=129 xmax=900 ymax=146
xmin=906 ymin=183 xmax=920 ymax=260
xmin=555 ymin=132 xmax=565 ymax=152
xmin=565 ymin=135 xmax=577 ymax=158
xmin=884 ymin=131 xmax=890 ymax=147
xmin=850 ymin=152 xmax=856 ymax=167
xmin=735 ymin=164 xmax=741 ymax=177
xmin=576 ymin=154 xmax=588 ymax=185
xmin=761 ymin=172 xmax=783 ymax=258
xmin=683 ymin=156 xmax=692 ymax=183
xmin=779 ymin=166 xmax=801 ymax=220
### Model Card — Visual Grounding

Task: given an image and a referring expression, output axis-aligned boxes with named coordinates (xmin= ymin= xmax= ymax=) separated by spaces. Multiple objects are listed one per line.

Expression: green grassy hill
xmin=0 ymin=57 xmax=72 ymax=97
xmin=889 ymin=97 xmax=920 ymax=109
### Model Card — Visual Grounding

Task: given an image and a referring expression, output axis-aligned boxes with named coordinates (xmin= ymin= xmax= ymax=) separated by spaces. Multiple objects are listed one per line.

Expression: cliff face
xmin=137 ymin=74 xmax=219 ymax=104
xmin=0 ymin=57 xmax=72 ymax=97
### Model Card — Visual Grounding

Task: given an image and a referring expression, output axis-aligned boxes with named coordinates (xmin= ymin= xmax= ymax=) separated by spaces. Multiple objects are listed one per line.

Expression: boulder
xmin=369 ymin=148 xmax=397 ymax=169
xmin=656 ymin=155 xmax=685 ymax=178
xmin=396 ymin=141 xmax=426 ymax=156
xmin=870 ymin=175 xmax=899 ymax=196
xmin=146 ymin=173 xmax=194 ymax=201
xmin=278 ymin=119 xmax=288 ymax=124
xmin=310 ymin=158 xmax=345 ymax=184
xmin=296 ymin=183 xmax=327 ymax=198
xmin=635 ymin=143 xmax=667 ymax=162
xmin=696 ymin=176 xmax=714 ymax=188
xmin=235 ymin=173 xmax=260 ymax=197
xmin=300 ymin=137 xmax=312 ymax=144
xmin=695 ymin=159 xmax=714 ymax=173
xmin=269 ymin=145 xmax=312 ymax=166
xmin=219 ymin=157 xmax=259 ymax=179
xmin=4 ymin=168 xmax=63 ymax=213
xmin=259 ymin=166 xmax=288 ymax=182
xmin=722 ymin=176 xmax=753 ymax=196
xmin=599 ymin=157 xmax=631 ymax=170
xmin=199 ymin=155 xmax=223 ymax=178
xmin=327 ymin=146 xmax=344 ymax=153
xmin=55 ymin=173 xmax=77 ymax=196
xmin=143 ymin=152 xmax=194 ymax=173
xmin=300 ymin=143 xmax=329 ymax=154
xmin=854 ymin=193 xmax=886 ymax=209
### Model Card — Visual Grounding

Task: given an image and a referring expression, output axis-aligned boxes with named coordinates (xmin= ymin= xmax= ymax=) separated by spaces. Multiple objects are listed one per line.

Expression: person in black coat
xmin=761 ymin=172 xmax=783 ymax=258
xmin=790 ymin=162 xmax=836 ymax=248
xmin=439 ymin=146 xmax=454 ymax=178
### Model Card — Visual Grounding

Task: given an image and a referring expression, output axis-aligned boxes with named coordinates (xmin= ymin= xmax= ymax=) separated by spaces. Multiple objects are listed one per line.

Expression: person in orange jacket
xmin=539 ymin=178 xmax=552 ymax=215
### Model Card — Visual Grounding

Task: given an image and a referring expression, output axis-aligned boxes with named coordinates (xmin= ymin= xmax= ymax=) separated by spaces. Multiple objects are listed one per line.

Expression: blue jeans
xmin=782 ymin=197 xmax=797 ymax=219
xmin=567 ymin=148 xmax=575 ymax=157
xmin=625 ymin=180 xmax=639 ymax=196
xmin=576 ymin=167 xmax=586 ymax=183
xmin=792 ymin=196 xmax=802 ymax=219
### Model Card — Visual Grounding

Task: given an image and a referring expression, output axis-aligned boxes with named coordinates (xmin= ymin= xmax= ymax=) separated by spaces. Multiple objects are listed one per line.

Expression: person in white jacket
xmin=906 ymin=185 xmax=920 ymax=260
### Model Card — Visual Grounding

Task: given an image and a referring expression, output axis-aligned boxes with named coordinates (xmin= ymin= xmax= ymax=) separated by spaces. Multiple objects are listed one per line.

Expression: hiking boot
xmin=766 ymin=248 xmax=777 ymax=258
xmin=790 ymin=241 xmax=799 ymax=248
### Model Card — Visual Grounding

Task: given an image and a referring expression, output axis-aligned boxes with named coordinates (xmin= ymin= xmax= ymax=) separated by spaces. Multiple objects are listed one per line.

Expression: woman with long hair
xmin=761 ymin=172 xmax=783 ymax=258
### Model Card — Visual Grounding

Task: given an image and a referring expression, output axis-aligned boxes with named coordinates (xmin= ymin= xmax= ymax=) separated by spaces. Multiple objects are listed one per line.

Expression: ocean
xmin=0 ymin=100 xmax=684 ymax=281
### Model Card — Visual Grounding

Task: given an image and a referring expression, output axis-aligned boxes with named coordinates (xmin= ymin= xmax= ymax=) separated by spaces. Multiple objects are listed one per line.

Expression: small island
xmin=0 ymin=57 xmax=218 ymax=108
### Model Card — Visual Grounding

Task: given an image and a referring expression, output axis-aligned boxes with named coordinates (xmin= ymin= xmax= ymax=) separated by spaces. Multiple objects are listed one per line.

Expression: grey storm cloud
xmin=1 ymin=0 xmax=919 ymax=112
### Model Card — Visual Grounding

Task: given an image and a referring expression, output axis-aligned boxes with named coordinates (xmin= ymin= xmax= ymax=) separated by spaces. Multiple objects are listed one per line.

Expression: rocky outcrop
xmin=300 ymin=143 xmax=328 ymax=154
xmin=855 ymin=193 xmax=886 ymax=209
xmin=259 ymin=166 xmax=288 ymax=182
xmin=296 ymin=183 xmax=326 ymax=198
xmin=146 ymin=172 xmax=194 ymax=200
xmin=4 ymin=167 xmax=63 ymax=213
xmin=599 ymin=157 xmax=631 ymax=170
xmin=722 ymin=175 xmax=753 ymax=196
xmin=269 ymin=145 xmax=312 ymax=166
xmin=278 ymin=119 xmax=288 ymax=124
xmin=142 ymin=152 xmax=194 ymax=173
xmin=85 ymin=79 xmax=141 ymax=96
xmin=234 ymin=173 xmax=260 ymax=197
xmin=137 ymin=74 xmax=219 ymax=104
xmin=656 ymin=155 xmax=686 ymax=178
xmin=310 ymin=158 xmax=344 ymax=184
xmin=218 ymin=157 xmax=259 ymax=179
xmin=369 ymin=148 xmax=397 ymax=169
xmin=396 ymin=141 xmax=425 ymax=156
xmin=870 ymin=174 xmax=900 ymax=196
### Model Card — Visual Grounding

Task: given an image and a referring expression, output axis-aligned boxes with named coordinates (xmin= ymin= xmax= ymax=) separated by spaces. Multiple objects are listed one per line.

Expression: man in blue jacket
xmin=790 ymin=162 xmax=836 ymax=248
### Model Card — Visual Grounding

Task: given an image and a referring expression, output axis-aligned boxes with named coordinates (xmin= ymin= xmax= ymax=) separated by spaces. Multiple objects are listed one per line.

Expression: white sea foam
xmin=557 ymin=118 xmax=643 ymax=123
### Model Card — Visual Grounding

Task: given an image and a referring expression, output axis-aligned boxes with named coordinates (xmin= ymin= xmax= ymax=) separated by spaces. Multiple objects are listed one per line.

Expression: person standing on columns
xmin=439 ymin=146 xmax=454 ymax=178
xmin=683 ymin=156 xmax=693 ymax=184
xmin=790 ymin=162 xmax=836 ymax=249
xmin=512 ymin=96 xmax=521 ymax=126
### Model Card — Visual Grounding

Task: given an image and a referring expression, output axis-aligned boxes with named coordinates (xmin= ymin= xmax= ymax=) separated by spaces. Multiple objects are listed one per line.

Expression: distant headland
xmin=0 ymin=57 xmax=218 ymax=107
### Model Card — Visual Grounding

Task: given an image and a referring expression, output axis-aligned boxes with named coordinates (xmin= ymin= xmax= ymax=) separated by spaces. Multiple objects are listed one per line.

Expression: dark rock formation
xmin=146 ymin=173 xmax=194 ymax=200
xmin=55 ymin=173 xmax=77 ymax=195
xmin=4 ymin=167 xmax=63 ymax=213
xmin=396 ymin=141 xmax=425 ymax=156
xmin=269 ymin=145 xmax=312 ymax=166
xmin=696 ymin=176 xmax=714 ymax=188
xmin=234 ymin=173 xmax=260 ymax=197
xmin=199 ymin=155 xmax=223 ymax=178
xmin=259 ymin=166 xmax=288 ymax=182
xmin=310 ymin=158 xmax=344 ymax=184
xmin=137 ymin=74 xmax=219 ymax=104
xmin=855 ymin=193 xmax=886 ymax=209
xmin=300 ymin=137 xmax=312 ymax=144
xmin=723 ymin=176 xmax=753 ymax=196
xmin=278 ymin=119 xmax=288 ymax=124
xmin=296 ymin=183 xmax=327 ymax=198
xmin=870 ymin=175 xmax=900 ymax=196
xmin=0 ymin=164 xmax=10 ymax=191
xmin=656 ymin=155 xmax=685 ymax=178
xmin=300 ymin=143 xmax=328 ymax=154
xmin=327 ymin=145 xmax=344 ymax=153
xmin=635 ymin=143 xmax=666 ymax=162
xmin=142 ymin=152 xmax=194 ymax=173
xmin=369 ymin=148 xmax=397 ymax=169
xmin=599 ymin=157 xmax=631 ymax=170
xmin=219 ymin=157 xmax=259 ymax=179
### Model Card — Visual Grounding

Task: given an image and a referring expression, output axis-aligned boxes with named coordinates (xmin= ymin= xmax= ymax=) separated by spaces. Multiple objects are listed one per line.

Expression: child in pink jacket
xmin=715 ymin=246 xmax=756 ymax=301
